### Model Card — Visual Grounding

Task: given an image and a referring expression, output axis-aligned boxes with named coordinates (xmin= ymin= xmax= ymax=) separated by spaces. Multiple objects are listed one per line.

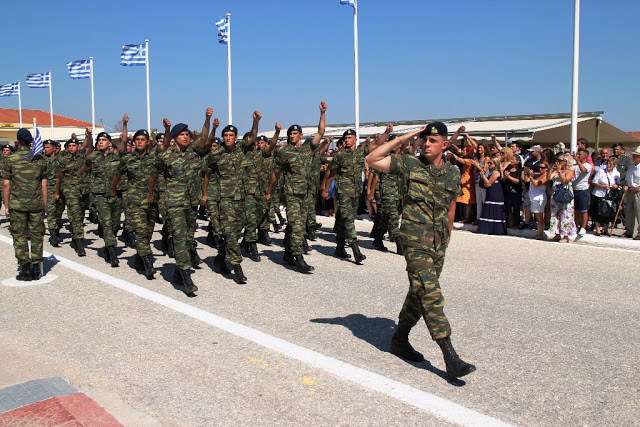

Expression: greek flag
xmin=0 ymin=82 xmax=19 ymax=97
xmin=67 ymin=59 xmax=91 ymax=79
xmin=121 ymin=44 xmax=146 ymax=66
xmin=32 ymin=127 xmax=43 ymax=156
xmin=215 ymin=16 xmax=229 ymax=44
xmin=340 ymin=0 xmax=356 ymax=7
xmin=26 ymin=72 xmax=50 ymax=88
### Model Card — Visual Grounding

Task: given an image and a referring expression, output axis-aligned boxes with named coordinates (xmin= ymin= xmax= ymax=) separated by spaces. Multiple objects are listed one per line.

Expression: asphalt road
xmin=0 ymin=215 xmax=638 ymax=426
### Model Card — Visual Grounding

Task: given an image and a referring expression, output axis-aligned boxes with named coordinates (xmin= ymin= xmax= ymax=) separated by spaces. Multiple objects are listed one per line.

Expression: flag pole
xmin=353 ymin=1 xmax=360 ymax=144
xmin=90 ymin=57 xmax=95 ymax=130
xmin=569 ymin=0 xmax=580 ymax=154
xmin=145 ymin=39 xmax=151 ymax=133
xmin=48 ymin=71 xmax=54 ymax=139
xmin=227 ymin=13 xmax=232 ymax=125
xmin=18 ymin=81 xmax=22 ymax=127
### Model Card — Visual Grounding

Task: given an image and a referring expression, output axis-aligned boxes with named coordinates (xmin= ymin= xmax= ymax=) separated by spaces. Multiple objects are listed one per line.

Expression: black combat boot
xmin=390 ymin=321 xmax=424 ymax=362
xmin=142 ymin=256 xmax=156 ymax=280
xmin=248 ymin=243 xmax=261 ymax=262
xmin=178 ymin=269 xmax=198 ymax=294
xmin=307 ymin=227 xmax=317 ymax=241
xmin=127 ymin=231 xmax=137 ymax=249
xmin=190 ymin=246 xmax=203 ymax=268
xmin=372 ymin=238 xmax=387 ymax=251
xmin=214 ymin=254 xmax=231 ymax=274
xmin=233 ymin=264 xmax=247 ymax=284
xmin=49 ymin=229 xmax=61 ymax=247
xmin=396 ymin=240 xmax=405 ymax=255
xmin=31 ymin=263 xmax=42 ymax=281
xmin=302 ymin=237 xmax=311 ymax=254
xmin=167 ymin=238 xmax=175 ymax=258
xmin=96 ymin=224 xmax=103 ymax=238
xmin=351 ymin=242 xmax=366 ymax=264
xmin=260 ymin=229 xmax=272 ymax=246
xmin=74 ymin=239 xmax=86 ymax=257
xmin=294 ymin=255 xmax=313 ymax=274
xmin=282 ymin=252 xmax=296 ymax=266
xmin=16 ymin=264 xmax=32 ymax=281
xmin=335 ymin=240 xmax=351 ymax=258
xmin=107 ymin=246 xmax=119 ymax=267
xmin=437 ymin=337 xmax=476 ymax=378
xmin=134 ymin=254 xmax=145 ymax=270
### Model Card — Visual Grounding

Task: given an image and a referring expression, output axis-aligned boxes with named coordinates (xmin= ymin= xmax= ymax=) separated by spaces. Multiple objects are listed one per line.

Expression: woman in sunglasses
xmin=548 ymin=153 xmax=577 ymax=242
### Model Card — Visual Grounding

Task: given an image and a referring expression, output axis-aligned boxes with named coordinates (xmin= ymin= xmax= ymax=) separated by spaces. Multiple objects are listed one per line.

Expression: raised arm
xmin=464 ymin=134 xmax=479 ymax=150
xmin=119 ymin=114 xmax=129 ymax=153
xmin=369 ymin=124 xmax=393 ymax=152
xmin=366 ymin=127 xmax=424 ymax=173
xmin=315 ymin=136 xmax=332 ymax=154
xmin=311 ymin=101 xmax=328 ymax=148
xmin=265 ymin=122 xmax=281 ymax=156
xmin=161 ymin=119 xmax=172 ymax=151
xmin=491 ymin=134 xmax=502 ymax=152
xmin=449 ymin=126 xmax=465 ymax=149
xmin=196 ymin=107 xmax=213 ymax=149
xmin=83 ymin=127 xmax=94 ymax=154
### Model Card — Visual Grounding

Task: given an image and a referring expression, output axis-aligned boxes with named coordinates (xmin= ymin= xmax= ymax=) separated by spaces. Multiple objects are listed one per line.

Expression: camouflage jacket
xmin=329 ymin=146 xmax=369 ymax=199
xmin=205 ymin=143 xmax=246 ymax=201
xmin=2 ymin=147 xmax=47 ymax=211
xmin=44 ymin=155 xmax=59 ymax=186
xmin=389 ymin=154 xmax=461 ymax=243
xmin=273 ymin=141 xmax=317 ymax=197
xmin=86 ymin=151 xmax=121 ymax=195
xmin=118 ymin=148 xmax=159 ymax=206
xmin=57 ymin=151 xmax=87 ymax=188
xmin=242 ymin=148 xmax=271 ymax=196
xmin=156 ymin=144 xmax=207 ymax=208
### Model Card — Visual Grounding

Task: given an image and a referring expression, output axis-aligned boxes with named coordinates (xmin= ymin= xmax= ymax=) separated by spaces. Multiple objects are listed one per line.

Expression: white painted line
xmin=0 ymin=234 xmax=510 ymax=426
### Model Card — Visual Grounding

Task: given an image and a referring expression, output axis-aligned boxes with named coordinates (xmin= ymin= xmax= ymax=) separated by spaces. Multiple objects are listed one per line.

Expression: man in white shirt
xmin=623 ymin=146 xmax=640 ymax=239
xmin=573 ymin=148 xmax=592 ymax=235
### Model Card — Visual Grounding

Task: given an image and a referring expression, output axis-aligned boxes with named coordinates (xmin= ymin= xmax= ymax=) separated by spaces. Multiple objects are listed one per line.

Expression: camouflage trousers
xmin=305 ymin=185 xmax=318 ymax=229
xmin=218 ymin=198 xmax=244 ymax=265
xmin=283 ymin=194 xmax=306 ymax=256
xmin=205 ymin=199 xmax=221 ymax=236
xmin=398 ymin=222 xmax=451 ymax=341
xmin=158 ymin=191 xmax=173 ymax=240
xmin=62 ymin=187 xmax=88 ymax=239
xmin=129 ymin=202 xmax=158 ymax=257
xmin=167 ymin=205 xmax=198 ymax=270
xmin=46 ymin=185 xmax=64 ymax=230
xmin=120 ymin=191 xmax=129 ymax=232
xmin=244 ymin=192 xmax=267 ymax=243
xmin=336 ymin=194 xmax=359 ymax=244
xmin=268 ymin=189 xmax=283 ymax=223
xmin=9 ymin=209 xmax=45 ymax=266
xmin=374 ymin=198 xmax=401 ymax=241
xmin=95 ymin=194 xmax=122 ymax=247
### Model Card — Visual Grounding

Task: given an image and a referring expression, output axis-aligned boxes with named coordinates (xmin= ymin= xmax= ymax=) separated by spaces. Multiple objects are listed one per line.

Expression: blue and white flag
xmin=67 ymin=59 xmax=91 ymax=79
xmin=0 ymin=82 xmax=19 ymax=97
xmin=121 ymin=44 xmax=146 ymax=66
xmin=26 ymin=72 xmax=50 ymax=88
xmin=32 ymin=127 xmax=43 ymax=156
xmin=215 ymin=15 xmax=229 ymax=45
xmin=340 ymin=0 xmax=356 ymax=8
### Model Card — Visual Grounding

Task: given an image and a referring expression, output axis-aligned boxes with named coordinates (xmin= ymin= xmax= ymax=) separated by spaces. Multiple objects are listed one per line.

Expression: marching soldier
xmin=43 ymin=139 xmax=64 ymax=247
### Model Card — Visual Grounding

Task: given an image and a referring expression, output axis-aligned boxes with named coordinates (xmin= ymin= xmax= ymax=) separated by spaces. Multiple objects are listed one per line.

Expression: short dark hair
xmin=510 ymin=140 xmax=521 ymax=149
xmin=577 ymin=138 xmax=588 ymax=147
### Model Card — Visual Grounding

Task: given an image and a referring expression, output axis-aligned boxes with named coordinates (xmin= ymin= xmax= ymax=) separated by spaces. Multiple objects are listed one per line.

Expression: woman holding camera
xmin=548 ymin=153 xmax=576 ymax=242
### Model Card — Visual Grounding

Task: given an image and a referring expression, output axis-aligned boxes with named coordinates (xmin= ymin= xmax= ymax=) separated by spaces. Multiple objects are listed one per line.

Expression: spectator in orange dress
xmin=448 ymin=143 xmax=476 ymax=223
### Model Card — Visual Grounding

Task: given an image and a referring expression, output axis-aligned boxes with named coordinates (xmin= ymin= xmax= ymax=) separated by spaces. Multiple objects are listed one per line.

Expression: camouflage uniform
xmin=118 ymin=149 xmax=159 ymax=256
xmin=374 ymin=166 xmax=402 ymax=242
xmin=58 ymin=151 xmax=88 ymax=239
xmin=205 ymin=141 xmax=250 ymax=265
xmin=389 ymin=153 xmax=461 ymax=340
xmin=329 ymin=146 xmax=368 ymax=245
xmin=86 ymin=151 xmax=122 ymax=247
xmin=156 ymin=145 xmax=207 ymax=270
xmin=2 ymin=148 xmax=47 ymax=267
xmin=45 ymin=154 xmax=64 ymax=231
xmin=273 ymin=141 xmax=317 ymax=256
xmin=306 ymin=151 xmax=323 ymax=229
xmin=203 ymin=161 xmax=221 ymax=239
xmin=268 ymin=160 xmax=285 ymax=226
xmin=242 ymin=146 xmax=271 ymax=243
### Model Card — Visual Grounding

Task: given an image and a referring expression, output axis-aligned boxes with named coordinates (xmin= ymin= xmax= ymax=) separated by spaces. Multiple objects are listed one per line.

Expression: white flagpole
xmin=48 ymin=71 xmax=54 ymax=139
xmin=18 ymin=81 xmax=22 ymax=127
xmin=353 ymin=1 xmax=360 ymax=144
xmin=33 ymin=118 xmax=37 ymax=137
xmin=90 ymin=57 xmax=95 ymax=130
xmin=570 ymin=0 xmax=580 ymax=154
xmin=227 ymin=14 xmax=232 ymax=125
xmin=145 ymin=39 xmax=151 ymax=133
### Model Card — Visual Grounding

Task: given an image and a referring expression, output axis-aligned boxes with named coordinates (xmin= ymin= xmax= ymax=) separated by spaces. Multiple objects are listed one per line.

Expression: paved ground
xmin=0 ymin=214 xmax=638 ymax=426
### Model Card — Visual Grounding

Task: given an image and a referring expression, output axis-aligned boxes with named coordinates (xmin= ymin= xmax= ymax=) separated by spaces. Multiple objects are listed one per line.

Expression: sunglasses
xmin=539 ymin=166 xmax=548 ymax=169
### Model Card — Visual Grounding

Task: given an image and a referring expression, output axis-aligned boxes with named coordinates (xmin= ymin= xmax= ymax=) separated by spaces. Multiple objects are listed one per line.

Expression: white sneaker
xmin=578 ymin=228 xmax=586 ymax=236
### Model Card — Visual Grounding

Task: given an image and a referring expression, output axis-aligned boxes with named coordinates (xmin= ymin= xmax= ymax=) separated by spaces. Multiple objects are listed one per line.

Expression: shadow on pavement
xmin=310 ymin=313 xmax=466 ymax=386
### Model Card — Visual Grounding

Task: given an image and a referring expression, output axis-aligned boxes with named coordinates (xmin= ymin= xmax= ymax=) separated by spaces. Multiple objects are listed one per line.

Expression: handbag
xmin=597 ymin=173 xmax=618 ymax=218
xmin=552 ymin=182 xmax=573 ymax=204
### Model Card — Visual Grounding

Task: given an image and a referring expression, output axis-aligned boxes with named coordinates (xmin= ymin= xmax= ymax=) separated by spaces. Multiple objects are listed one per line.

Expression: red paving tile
xmin=0 ymin=393 xmax=122 ymax=427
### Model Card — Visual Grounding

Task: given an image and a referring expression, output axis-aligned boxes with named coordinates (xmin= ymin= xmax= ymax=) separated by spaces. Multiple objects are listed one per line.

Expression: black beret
xmin=96 ymin=131 xmax=112 ymax=141
xmin=43 ymin=139 xmax=55 ymax=146
xmin=222 ymin=125 xmax=237 ymax=135
xmin=257 ymin=135 xmax=268 ymax=142
xmin=420 ymin=122 xmax=448 ymax=138
xmin=134 ymin=129 xmax=149 ymax=139
xmin=170 ymin=123 xmax=189 ymax=138
xmin=155 ymin=133 xmax=164 ymax=141
xmin=17 ymin=128 xmax=33 ymax=143
xmin=287 ymin=124 xmax=302 ymax=135
xmin=342 ymin=129 xmax=356 ymax=137
xmin=213 ymin=137 xmax=222 ymax=144
xmin=243 ymin=132 xmax=251 ymax=140
xmin=111 ymin=142 xmax=118 ymax=149
xmin=65 ymin=137 xmax=79 ymax=148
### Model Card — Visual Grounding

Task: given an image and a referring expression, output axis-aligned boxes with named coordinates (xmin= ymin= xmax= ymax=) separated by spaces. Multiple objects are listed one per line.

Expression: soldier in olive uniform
xmin=305 ymin=137 xmax=331 ymax=241
xmin=322 ymin=129 xmax=368 ymax=263
xmin=366 ymin=122 xmax=476 ymax=378
xmin=42 ymin=140 xmax=64 ymax=247
xmin=151 ymin=108 xmax=213 ymax=294
xmin=55 ymin=131 xmax=93 ymax=256
xmin=266 ymin=101 xmax=327 ymax=274
xmin=203 ymin=134 xmax=222 ymax=248
xmin=205 ymin=111 xmax=262 ymax=284
xmin=2 ymin=128 xmax=48 ymax=281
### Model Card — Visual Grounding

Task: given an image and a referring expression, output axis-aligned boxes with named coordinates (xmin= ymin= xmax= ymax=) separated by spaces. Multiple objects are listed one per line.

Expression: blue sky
xmin=1 ymin=0 xmax=639 ymax=135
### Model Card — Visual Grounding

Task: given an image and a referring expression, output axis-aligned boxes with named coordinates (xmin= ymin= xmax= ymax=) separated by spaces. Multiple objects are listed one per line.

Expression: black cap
xmin=243 ymin=132 xmax=251 ymax=140
xmin=213 ymin=137 xmax=222 ymax=144
xmin=43 ymin=139 xmax=54 ymax=146
xmin=96 ymin=131 xmax=112 ymax=141
xmin=17 ymin=128 xmax=33 ymax=143
xmin=155 ymin=133 xmax=164 ymax=141
xmin=134 ymin=129 xmax=149 ymax=139
xmin=65 ymin=137 xmax=79 ymax=148
xmin=222 ymin=125 xmax=238 ymax=135
xmin=342 ymin=129 xmax=356 ymax=137
xmin=170 ymin=123 xmax=189 ymax=138
xmin=287 ymin=124 xmax=302 ymax=135
xmin=1 ymin=143 xmax=15 ymax=152
xmin=419 ymin=122 xmax=448 ymax=139
xmin=112 ymin=142 xmax=119 ymax=149
xmin=257 ymin=135 xmax=268 ymax=142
